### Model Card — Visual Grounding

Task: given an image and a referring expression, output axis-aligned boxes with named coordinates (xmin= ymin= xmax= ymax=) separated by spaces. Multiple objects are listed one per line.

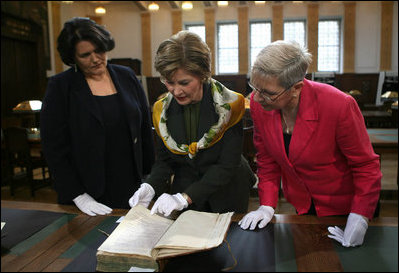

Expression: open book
xmin=96 ymin=205 xmax=233 ymax=272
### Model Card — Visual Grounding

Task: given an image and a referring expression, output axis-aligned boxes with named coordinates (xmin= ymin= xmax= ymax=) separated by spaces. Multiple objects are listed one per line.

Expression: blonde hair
xmin=251 ymin=40 xmax=312 ymax=89
xmin=154 ymin=31 xmax=211 ymax=82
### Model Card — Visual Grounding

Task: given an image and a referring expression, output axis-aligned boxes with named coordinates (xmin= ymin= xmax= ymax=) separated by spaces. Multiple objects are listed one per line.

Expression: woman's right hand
xmin=238 ymin=205 xmax=275 ymax=230
xmin=73 ymin=193 xmax=112 ymax=216
xmin=128 ymin=183 xmax=155 ymax=208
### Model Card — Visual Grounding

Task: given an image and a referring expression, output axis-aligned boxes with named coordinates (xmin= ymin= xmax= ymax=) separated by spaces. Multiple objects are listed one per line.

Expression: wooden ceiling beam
xmin=133 ymin=1 xmax=147 ymax=11
xmin=168 ymin=1 xmax=180 ymax=9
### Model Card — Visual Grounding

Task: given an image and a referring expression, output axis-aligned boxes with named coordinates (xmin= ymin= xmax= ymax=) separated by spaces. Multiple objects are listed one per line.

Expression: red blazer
xmin=250 ymin=79 xmax=381 ymax=219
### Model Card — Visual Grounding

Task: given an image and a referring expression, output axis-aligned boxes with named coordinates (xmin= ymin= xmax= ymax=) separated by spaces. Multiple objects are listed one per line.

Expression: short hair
xmin=154 ymin=31 xmax=211 ymax=82
xmin=251 ymin=40 xmax=312 ymax=89
xmin=57 ymin=17 xmax=115 ymax=66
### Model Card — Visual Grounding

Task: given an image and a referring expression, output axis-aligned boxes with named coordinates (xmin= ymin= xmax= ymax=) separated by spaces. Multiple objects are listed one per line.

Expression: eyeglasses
xmin=248 ymin=81 xmax=299 ymax=102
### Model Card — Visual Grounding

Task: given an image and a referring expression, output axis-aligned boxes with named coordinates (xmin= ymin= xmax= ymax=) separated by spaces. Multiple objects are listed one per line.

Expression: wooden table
xmin=1 ymin=200 xmax=397 ymax=272
xmin=367 ymin=128 xmax=398 ymax=148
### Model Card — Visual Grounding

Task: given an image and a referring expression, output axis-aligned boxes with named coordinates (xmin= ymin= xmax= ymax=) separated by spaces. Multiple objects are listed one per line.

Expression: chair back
xmin=3 ymin=127 xmax=31 ymax=165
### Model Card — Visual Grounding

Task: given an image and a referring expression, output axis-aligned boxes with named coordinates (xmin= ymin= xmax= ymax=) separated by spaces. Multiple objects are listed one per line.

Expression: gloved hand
xmin=239 ymin=205 xmax=274 ymax=230
xmin=150 ymin=193 xmax=188 ymax=217
xmin=328 ymin=212 xmax=369 ymax=247
xmin=128 ymin=183 xmax=155 ymax=208
xmin=73 ymin=193 xmax=112 ymax=216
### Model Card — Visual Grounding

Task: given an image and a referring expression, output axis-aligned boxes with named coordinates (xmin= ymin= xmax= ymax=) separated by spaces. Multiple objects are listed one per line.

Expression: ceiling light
xmin=95 ymin=6 xmax=106 ymax=15
xmin=217 ymin=1 xmax=228 ymax=7
xmin=254 ymin=1 xmax=266 ymax=4
xmin=148 ymin=2 xmax=159 ymax=11
xmin=182 ymin=1 xmax=193 ymax=10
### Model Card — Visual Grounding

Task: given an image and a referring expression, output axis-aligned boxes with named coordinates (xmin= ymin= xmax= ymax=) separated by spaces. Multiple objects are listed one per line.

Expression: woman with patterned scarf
xmin=128 ymin=31 xmax=256 ymax=217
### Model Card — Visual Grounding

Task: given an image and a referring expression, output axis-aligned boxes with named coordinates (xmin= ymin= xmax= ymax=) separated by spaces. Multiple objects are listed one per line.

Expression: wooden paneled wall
xmin=51 ymin=2 xmax=63 ymax=74
xmin=307 ymin=3 xmax=319 ymax=73
xmin=141 ymin=12 xmax=152 ymax=76
xmin=204 ymin=8 xmax=216 ymax=75
xmin=49 ymin=2 xmax=396 ymax=77
xmin=238 ymin=6 xmax=249 ymax=75
xmin=344 ymin=2 xmax=356 ymax=73
xmin=172 ymin=10 xmax=182 ymax=35
xmin=380 ymin=1 xmax=393 ymax=71
xmin=272 ymin=5 xmax=283 ymax=41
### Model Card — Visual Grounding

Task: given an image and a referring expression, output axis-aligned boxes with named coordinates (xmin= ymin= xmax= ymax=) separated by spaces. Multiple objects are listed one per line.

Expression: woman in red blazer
xmin=239 ymin=40 xmax=381 ymax=248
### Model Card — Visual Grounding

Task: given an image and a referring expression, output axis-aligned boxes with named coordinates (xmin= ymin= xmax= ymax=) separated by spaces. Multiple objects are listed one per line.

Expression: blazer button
xmin=134 ymin=137 xmax=138 ymax=144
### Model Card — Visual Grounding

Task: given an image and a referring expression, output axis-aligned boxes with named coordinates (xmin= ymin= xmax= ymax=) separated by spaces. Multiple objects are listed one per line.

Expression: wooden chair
xmin=3 ymin=127 xmax=51 ymax=196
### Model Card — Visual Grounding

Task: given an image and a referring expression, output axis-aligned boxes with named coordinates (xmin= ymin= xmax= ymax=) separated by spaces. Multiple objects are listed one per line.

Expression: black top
xmin=283 ymin=133 xmax=291 ymax=157
xmin=94 ymin=93 xmax=139 ymax=208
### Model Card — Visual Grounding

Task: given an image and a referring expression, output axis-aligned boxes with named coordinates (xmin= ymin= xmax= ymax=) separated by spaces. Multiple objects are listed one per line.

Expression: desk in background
xmin=367 ymin=128 xmax=398 ymax=148
xmin=1 ymin=201 xmax=397 ymax=272
xmin=362 ymin=110 xmax=393 ymax=128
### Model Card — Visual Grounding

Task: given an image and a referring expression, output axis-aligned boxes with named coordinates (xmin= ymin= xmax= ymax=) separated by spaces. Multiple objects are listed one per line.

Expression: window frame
xmin=249 ymin=20 xmax=272 ymax=71
xmin=283 ymin=18 xmax=307 ymax=48
xmin=317 ymin=17 xmax=342 ymax=73
xmin=184 ymin=23 xmax=206 ymax=43
xmin=216 ymin=21 xmax=239 ymax=75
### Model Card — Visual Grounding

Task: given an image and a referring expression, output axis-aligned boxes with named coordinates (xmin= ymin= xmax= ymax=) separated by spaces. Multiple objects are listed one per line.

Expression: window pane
xmin=284 ymin=21 xmax=305 ymax=48
xmin=186 ymin=25 xmax=206 ymax=43
xmin=250 ymin=22 xmax=271 ymax=67
xmin=218 ymin=23 xmax=238 ymax=74
xmin=318 ymin=20 xmax=340 ymax=72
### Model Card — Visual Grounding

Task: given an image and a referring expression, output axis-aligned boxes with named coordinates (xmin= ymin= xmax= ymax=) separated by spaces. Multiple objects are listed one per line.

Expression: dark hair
xmin=57 ymin=17 xmax=115 ymax=66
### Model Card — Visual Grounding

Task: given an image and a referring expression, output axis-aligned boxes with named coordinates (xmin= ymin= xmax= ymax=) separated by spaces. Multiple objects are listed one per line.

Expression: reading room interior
xmin=1 ymin=1 xmax=398 ymax=272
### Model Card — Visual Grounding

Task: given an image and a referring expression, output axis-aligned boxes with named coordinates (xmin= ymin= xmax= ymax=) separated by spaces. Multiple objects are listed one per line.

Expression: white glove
xmin=239 ymin=205 xmax=274 ymax=230
xmin=128 ymin=183 xmax=155 ymax=208
xmin=328 ymin=212 xmax=369 ymax=247
xmin=150 ymin=193 xmax=188 ymax=217
xmin=73 ymin=193 xmax=112 ymax=216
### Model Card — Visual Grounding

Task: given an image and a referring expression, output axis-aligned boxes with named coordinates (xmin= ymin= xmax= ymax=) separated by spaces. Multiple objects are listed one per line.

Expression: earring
xmin=74 ymin=64 xmax=77 ymax=72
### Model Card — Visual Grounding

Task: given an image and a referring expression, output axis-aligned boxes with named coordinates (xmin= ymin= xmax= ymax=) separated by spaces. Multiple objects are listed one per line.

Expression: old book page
xmin=98 ymin=205 xmax=173 ymax=258
xmin=154 ymin=210 xmax=233 ymax=258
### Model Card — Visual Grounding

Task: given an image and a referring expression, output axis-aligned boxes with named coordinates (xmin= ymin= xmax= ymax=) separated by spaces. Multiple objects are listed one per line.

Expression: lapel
xmin=107 ymin=65 xmax=139 ymax=132
xmin=198 ymin=83 xmax=217 ymax=139
xmin=167 ymin=99 xmax=186 ymax=144
xmin=70 ymin=68 xmax=104 ymax=127
xmin=288 ymin=80 xmax=318 ymax=163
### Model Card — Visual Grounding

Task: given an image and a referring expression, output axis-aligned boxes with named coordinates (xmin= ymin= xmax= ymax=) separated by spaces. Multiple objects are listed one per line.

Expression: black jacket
xmin=40 ymin=64 xmax=155 ymax=204
xmin=147 ymin=83 xmax=256 ymax=213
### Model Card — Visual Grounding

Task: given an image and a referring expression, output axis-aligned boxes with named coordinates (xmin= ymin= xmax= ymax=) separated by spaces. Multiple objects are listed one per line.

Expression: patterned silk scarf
xmin=153 ymin=79 xmax=245 ymax=159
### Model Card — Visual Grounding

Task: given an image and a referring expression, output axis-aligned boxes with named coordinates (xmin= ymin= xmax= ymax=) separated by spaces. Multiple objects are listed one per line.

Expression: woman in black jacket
xmin=129 ymin=31 xmax=256 ymax=217
xmin=40 ymin=17 xmax=154 ymax=215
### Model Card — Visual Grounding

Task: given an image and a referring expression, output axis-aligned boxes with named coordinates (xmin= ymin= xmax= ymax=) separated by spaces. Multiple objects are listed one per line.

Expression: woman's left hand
xmin=328 ymin=212 xmax=368 ymax=247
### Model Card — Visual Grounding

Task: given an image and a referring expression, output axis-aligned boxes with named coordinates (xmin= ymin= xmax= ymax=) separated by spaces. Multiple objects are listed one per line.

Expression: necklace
xmin=282 ymin=114 xmax=291 ymax=134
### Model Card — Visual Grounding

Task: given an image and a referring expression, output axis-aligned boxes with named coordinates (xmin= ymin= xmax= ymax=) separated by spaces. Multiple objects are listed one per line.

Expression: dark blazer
xmin=40 ymin=64 xmax=155 ymax=204
xmin=147 ymin=83 xmax=256 ymax=213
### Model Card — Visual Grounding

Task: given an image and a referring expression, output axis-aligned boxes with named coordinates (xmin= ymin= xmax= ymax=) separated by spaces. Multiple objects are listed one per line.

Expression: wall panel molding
xmin=204 ymin=8 xmax=215 ymax=74
xmin=307 ymin=3 xmax=319 ymax=73
xmin=172 ymin=10 xmax=182 ymax=35
xmin=51 ymin=2 xmax=63 ymax=74
xmin=380 ymin=1 xmax=393 ymax=71
xmin=344 ymin=2 xmax=356 ymax=73
xmin=272 ymin=5 xmax=283 ymax=41
xmin=141 ymin=12 xmax=152 ymax=76
xmin=238 ymin=6 xmax=249 ymax=74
